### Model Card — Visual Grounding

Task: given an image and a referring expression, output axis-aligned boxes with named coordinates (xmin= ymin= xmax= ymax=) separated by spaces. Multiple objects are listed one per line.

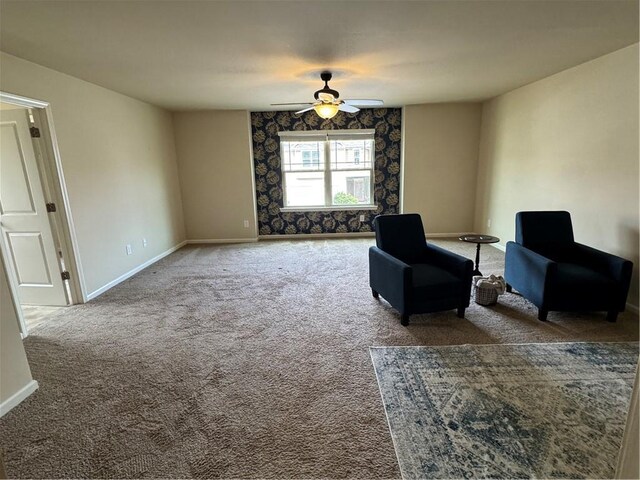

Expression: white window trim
xmin=323 ymin=137 xmax=331 ymax=205
xmin=279 ymin=129 xmax=376 ymax=210
xmin=278 ymin=129 xmax=375 ymax=139
xmin=280 ymin=205 xmax=378 ymax=212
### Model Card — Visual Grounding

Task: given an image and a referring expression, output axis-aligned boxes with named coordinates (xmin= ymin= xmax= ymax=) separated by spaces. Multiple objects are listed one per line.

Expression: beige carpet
xmin=0 ymin=238 xmax=637 ymax=479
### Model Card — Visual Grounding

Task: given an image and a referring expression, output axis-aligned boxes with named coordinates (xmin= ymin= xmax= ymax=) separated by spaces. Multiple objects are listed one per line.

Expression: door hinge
xmin=61 ymin=271 xmax=71 ymax=281
xmin=30 ymin=126 xmax=41 ymax=138
xmin=46 ymin=202 xmax=57 ymax=213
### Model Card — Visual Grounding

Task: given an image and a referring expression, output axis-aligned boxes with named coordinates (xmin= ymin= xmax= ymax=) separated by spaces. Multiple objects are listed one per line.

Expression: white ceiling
xmin=0 ymin=1 xmax=637 ymax=111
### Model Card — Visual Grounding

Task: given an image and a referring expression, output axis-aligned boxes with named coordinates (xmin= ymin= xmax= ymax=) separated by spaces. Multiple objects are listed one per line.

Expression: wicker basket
xmin=473 ymin=284 xmax=499 ymax=306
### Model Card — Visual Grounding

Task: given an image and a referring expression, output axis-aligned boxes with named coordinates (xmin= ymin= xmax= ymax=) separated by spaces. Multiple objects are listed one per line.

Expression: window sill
xmin=280 ymin=205 xmax=378 ymax=212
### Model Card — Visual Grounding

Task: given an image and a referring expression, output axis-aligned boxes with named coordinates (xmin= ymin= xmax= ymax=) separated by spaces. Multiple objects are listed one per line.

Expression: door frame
xmin=1 ymin=91 xmax=87 ymax=315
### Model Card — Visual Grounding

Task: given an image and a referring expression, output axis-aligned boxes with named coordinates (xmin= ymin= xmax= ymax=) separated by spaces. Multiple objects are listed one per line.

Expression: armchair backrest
xmin=374 ymin=214 xmax=426 ymax=264
xmin=515 ymin=211 xmax=575 ymax=257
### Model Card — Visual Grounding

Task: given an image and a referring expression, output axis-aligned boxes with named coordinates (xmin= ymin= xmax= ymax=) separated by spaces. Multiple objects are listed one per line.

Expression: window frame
xmin=278 ymin=129 xmax=376 ymax=211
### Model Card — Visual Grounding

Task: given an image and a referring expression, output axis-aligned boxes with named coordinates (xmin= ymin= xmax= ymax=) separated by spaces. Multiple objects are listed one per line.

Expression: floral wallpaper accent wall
xmin=251 ymin=108 xmax=402 ymax=235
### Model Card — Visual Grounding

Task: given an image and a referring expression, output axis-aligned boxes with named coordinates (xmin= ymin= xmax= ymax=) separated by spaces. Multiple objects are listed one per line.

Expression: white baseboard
xmin=259 ymin=232 xmax=375 ymax=240
xmin=626 ymin=303 xmax=639 ymax=314
xmin=258 ymin=232 xmax=471 ymax=241
xmin=0 ymin=380 xmax=38 ymax=418
xmin=491 ymin=243 xmax=506 ymax=252
xmin=427 ymin=232 xmax=470 ymax=239
xmin=187 ymin=238 xmax=258 ymax=244
xmin=86 ymin=241 xmax=187 ymax=300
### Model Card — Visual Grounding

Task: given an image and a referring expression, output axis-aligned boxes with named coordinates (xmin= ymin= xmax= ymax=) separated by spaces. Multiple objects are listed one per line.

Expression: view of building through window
xmin=279 ymin=130 xmax=375 ymax=208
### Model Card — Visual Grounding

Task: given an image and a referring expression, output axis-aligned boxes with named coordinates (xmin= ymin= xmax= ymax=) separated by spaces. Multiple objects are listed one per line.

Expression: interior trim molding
xmin=0 ymin=380 xmax=39 ymax=418
xmin=187 ymin=238 xmax=258 ymax=244
xmin=626 ymin=303 xmax=639 ymax=314
xmin=1 ymin=91 xmax=87 ymax=305
xmin=258 ymin=232 xmax=471 ymax=241
xmin=490 ymin=242 xmax=506 ymax=252
xmin=0 ymin=92 xmax=48 ymax=108
xmin=259 ymin=232 xmax=375 ymax=240
xmin=86 ymin=240 xmax=187 ymax=300
xmin=427 ymin=233 xmax=471 ymax=239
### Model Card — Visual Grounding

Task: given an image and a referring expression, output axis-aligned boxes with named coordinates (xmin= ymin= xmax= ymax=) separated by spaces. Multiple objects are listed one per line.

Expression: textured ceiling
xmin=0 ymin=0 xmax=637 ymax=111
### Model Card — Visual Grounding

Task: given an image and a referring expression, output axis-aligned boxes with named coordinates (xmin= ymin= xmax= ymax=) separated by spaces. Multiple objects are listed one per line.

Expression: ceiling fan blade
xmin=271 ymin=102 xmax=313 ymax=106
xmin=343 ymin=99 xmax=384 ymax=106
xmin=295 ymin=106 xmax=316 ymax=114
xmin=339 ymin=103 xmax=360 ymax=113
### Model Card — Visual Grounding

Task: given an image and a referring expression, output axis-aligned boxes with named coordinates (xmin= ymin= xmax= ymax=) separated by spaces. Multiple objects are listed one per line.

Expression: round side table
xmin=459 ymin=234 xmax=500 ymax=276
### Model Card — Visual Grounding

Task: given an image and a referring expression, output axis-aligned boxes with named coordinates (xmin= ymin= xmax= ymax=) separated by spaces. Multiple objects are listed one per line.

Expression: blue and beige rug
xmin=370 ymin=342 xmax=639 ymax=479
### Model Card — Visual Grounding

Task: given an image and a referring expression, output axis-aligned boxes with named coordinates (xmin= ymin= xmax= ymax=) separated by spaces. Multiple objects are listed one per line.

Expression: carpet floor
xmin=0 ymin=238 xmax=638 ymax=478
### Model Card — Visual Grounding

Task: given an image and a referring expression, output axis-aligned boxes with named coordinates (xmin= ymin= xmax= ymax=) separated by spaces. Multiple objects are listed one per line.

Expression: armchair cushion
xmin=555 ymin=263 xmax=616 ymax=299
xmin=573 ymin=243 xmax=633 ymax=282
xmin=411 ymin=264 xmax=462 ymax=300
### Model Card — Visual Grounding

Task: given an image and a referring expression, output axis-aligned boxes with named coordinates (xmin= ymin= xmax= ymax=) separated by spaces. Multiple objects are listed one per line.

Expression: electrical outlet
xmin=360 ymin=215 xmax=365 ymax=222
xmin=126 ymin=244 xmax=132 ymax=255
xmin=243 ymin=220 xmax=250 ymax=228
xmin=487 ymin=219 xmax=491 ymax=228
xmin=142 ymin=238 xmax=148 ymax=248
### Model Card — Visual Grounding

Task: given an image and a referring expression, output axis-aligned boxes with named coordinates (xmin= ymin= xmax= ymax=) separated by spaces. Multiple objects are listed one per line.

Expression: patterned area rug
xmin=370 ymin=342 xmax=639 ymax=479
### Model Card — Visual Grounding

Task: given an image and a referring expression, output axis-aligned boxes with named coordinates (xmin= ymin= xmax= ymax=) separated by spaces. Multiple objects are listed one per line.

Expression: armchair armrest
xmin=505 ymin=241 xmax=557 ymax=308
xmin=425 ymin=243 xmax=474 ymax=306
xmin=573 ymin=243 xmax=633 ymax=282
xmin=369 ymin=246 xmax=412 ymax=313
xmin=425 ymin=243 xmax=473 ymax=281
xmin=573 ymin=243 xmax=633 ymax=309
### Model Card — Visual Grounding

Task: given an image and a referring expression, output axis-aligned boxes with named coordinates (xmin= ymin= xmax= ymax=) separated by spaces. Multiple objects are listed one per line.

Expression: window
xmin=279 ymin=130 xmax=375 ymax=208
xmin=302 ymin=149 xmax=320 ymax=168
xmin=346 ymin=176 xmax=368 ymax=202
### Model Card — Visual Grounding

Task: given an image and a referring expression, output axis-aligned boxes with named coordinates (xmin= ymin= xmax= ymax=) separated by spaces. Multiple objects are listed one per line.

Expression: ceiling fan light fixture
xmin=314 ymin=102 xmax=339 ymax=119
xmin=280 ymin=71 xmax=383 ymax=117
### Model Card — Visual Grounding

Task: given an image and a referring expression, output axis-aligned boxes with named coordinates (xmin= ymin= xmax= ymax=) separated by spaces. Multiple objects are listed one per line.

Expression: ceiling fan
xmin=271 ymin=72 xmax=383 ymax=119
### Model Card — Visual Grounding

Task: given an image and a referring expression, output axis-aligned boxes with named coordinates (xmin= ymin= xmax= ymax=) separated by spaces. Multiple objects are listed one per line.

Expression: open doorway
xmin=0 ymin=92 xmax=85 ymax=336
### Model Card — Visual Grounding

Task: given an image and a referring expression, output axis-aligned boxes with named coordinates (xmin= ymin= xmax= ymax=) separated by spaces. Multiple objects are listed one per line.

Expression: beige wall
xmin=474 ymin=44 xmax=639 ymax=308
xmin=0 ymin=255 xmax=34 ymax=408
xmin=403 ymin=103 xmax=482 ymax=233
xmin=173 ymin=110 xmax=257 ymax=240
xmin=0 ymin=52 xmax=186 ymax=296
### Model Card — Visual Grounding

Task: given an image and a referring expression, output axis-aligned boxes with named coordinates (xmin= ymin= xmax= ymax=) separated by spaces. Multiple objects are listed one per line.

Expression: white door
xmin=0 ymin=108 xmax=68 ymax=306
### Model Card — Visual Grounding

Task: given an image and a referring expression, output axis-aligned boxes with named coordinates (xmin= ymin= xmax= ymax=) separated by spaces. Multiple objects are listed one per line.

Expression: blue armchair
xmin=504 ymin=211 xmax=633 ymax=322
xmin=369 ymin=214 xmax=473 ymax=326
